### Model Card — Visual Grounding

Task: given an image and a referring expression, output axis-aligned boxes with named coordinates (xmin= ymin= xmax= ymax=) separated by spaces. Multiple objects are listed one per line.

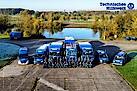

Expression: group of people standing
xmin=43 ymin=57 xmax=93 ymax=68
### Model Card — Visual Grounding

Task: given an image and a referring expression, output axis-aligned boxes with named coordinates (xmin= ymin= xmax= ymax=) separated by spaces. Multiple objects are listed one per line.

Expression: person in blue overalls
xmin=83 ymin=57 xmax=87 ymax=68
xmin=63 ymin=61 xmax=67 ymax=68
xmin=71 ymin=58 xmax=75 ymax=68
xmin=77 ymin=57 xmax=81 ymax=67
xmin=68 ymin=58 xmax=71 ymax=68
xmin=48 ymin=61 xmax=52 ymax=68
xmin=50 ymin=58 xmax=54 ymax=68
xmin=60 ymin=61 xmax=64 ymax=68
xmin=79 ymin=61 xmax=82 ymax=67
xmin=56 ymin=61 xmax=60 ymax=68
xmin=81 ymin=56 xmax=83 ymax=68
xmin=76 ymin=61 xmax=79 ymax=68
xmin=86 ymin=56 xmax=89 ymax=68
xmin=43 ymin=57 xmax=47 ymax=68
xmin=88 ymin=61 xmax=92 ymax=68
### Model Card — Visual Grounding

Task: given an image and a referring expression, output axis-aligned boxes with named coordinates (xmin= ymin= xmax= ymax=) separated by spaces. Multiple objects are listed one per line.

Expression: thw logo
xmin=127 ymin=3 xmax=134 ymax=10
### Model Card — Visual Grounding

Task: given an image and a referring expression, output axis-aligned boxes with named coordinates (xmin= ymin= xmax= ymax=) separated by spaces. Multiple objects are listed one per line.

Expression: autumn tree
xmin=22 ymin=15 xmax=34 ymax=36
xmin=0 ymin=14 xmax=9 ymax=33
xmin=124 ymin=12 xmax=133 ymax=36
xmin=34 ymin=11 xmax=39 ymax=19
xmin=34 ymin=19 xmax=41 ymax=35
xmin=40 ymin=13 xmax=45 ymax=19
xmin=92 ymin=16 xmax=99 ymax=28
xmin=114 ymin=15 xmax=125 ymax=36
xmin=109 ymin=15 xmax=113 ymax=20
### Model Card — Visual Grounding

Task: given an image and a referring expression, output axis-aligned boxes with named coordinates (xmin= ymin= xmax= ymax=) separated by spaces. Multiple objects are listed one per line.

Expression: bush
xmin=108 ymin=36 xmax=114 ymax=40
xmin=4 ymin=28 xmax=11 ymax=35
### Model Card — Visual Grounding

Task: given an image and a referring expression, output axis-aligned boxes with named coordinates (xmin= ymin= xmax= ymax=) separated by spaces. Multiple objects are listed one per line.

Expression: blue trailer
xmin=10 ymin=32 xmax=23 ymax=39
xmin=34 ymin=44 xmax=49 ymax=64
xmin=18 ymin=47 xmax=29 ymax=65
xmin=113 ymin=52 xmax=128 ymax=65
xmin=96 ymin=49 xmax=109 ymax=64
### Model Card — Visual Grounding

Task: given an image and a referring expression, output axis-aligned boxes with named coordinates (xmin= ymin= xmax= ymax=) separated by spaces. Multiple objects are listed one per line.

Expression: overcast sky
xmin=0 ymin=0 xmax=136 ymax=11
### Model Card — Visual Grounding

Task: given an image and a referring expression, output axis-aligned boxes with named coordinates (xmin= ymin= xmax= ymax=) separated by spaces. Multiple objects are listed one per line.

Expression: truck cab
xmin=113 ymin=52 xmax=128 ymax=65
xmin=34 ymin=44 xmax=49 ymax=64
xmin=18 ymin=47 xmax=29 ymax=65
xmin=49 ymin=42 xmax=63 ymax=59
xmin=96 ymin=49 xmax=109 ymax=64
xmin=64 ymin=37 xmax=77 ymax=61
xmin=43 ymin=42 xmax=63 ymax=68
xmin=78 ymin=42 xmax=94 ymax=61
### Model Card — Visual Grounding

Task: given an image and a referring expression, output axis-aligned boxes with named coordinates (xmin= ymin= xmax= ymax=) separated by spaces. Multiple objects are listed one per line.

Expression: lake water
xmin=43 ymin=28 xmax=100 ymax=39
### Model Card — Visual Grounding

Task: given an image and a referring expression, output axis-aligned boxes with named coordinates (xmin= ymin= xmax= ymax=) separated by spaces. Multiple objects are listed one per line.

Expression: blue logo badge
xmin=127 ymin=3 xmax=134 ymax=10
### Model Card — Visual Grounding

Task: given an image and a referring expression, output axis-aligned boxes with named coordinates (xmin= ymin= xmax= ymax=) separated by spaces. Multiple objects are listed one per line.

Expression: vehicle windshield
xmin=50 ymin=51 xmax=60 ymax=56
xmin=115 ymin=56 xmax=124 ymax=60
xmin=83 ymin=50 xmax=93 ymax=55
xmin=35 ymin=54 xmax=44 ymax=58
xmin=100 ymin=54 xmax=107 ymax=58
xmin=66 ymin=51 xmax=77 ymax=56
xmin=19 ymin=54 xmax=28 ymax=59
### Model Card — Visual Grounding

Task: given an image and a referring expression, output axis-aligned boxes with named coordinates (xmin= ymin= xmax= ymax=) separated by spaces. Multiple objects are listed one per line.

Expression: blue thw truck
xmin=45 ymin=42 xmax=63 ymax=68
xmin=34 ymin=44 xmax=49 ymax=64
xmin=77 ymin=42 xmax=94 ymax=68
xmin=10 ymin=32 xmax=23 ymax=39
xmin=96 ymin=49 xmax=109 ymax=64
xmin=18 ymin=47 xmax=29 ymax=65
xmin=64 ymin=37 xmax=77 ymax=67
xmin=113 ymin=52 xmax=128 ymax=65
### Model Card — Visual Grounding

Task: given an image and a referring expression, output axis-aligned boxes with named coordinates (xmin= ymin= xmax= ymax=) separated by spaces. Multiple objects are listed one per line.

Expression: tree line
xmin=91 ymin=12 xmax=137 ymax=39
xmin=1 ymin=9 xmax=137 ymax=39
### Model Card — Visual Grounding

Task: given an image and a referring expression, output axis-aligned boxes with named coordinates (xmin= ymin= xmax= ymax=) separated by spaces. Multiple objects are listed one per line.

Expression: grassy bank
xmin=0 ymin=57 xmax=16 ymax=69
xmin=0 ymin=35 xmax=9 ymax=38
xmin=64 ymin=24 xmax=91 ymax=28
xmin=115 ymin=50 xmax=137 ymax=90
xmin=72 ymin=21 xmax=93 ymax=23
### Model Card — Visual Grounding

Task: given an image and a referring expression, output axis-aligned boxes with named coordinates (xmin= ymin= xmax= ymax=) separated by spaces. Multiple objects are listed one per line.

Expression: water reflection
xmin=43 ymin=28 xmax=100 ymax=39
xmin=44 ymin=28 xmax=63 ymax=35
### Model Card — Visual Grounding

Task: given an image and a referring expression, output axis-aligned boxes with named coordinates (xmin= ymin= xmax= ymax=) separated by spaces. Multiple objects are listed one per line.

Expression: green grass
xmin=0 ymin=35 xmax=9 ymax=38
xmin=0 ymin=60 xmax=10 ymax=67
xmin=0 ymin=58 xmax=15 ymax=69
xmin=9 ymin=21 xmax=22 ymax=24
xmin=115 ymin=50 xmax=137 ymax=90
xmin=72 ymin=21 xmax=94 ymax=23
xmin=64 ymin=24 xmax=91 ymax=28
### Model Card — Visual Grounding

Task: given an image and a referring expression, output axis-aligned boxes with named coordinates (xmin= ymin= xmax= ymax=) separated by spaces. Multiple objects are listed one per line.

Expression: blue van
xmin=18 ymin=47 xmax=29 ymax=65
xmin=96 ymin=49 xmax=109 ymax=64
xmin=34 ymin=44 xmax=49 ymax=64
xmin=113 ymin=52 xmax=128 ymax=65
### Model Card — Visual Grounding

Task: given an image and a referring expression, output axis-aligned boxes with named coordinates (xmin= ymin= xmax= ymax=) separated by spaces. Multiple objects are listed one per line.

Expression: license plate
xmin=116 ymin=60 xmax=120 ymax=62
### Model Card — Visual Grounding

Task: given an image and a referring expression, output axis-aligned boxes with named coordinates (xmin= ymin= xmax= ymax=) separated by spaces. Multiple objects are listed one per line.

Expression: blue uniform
xmin=79 ymin=62 xmax=82 ymax=67
xmin=56 ymin=62 xmax=60 ymax=68
xmin=84 ymin=57 xmax=87 ymax=62
xmin=60 ymin=62 xmax=64 ymax=68
xmin=48 ymin=62 xmax=52 ymax=68
xmin=88 ymin=62 xmax=92 ymax=68
xmin=64 ymin=62 xmax=68 ymax=68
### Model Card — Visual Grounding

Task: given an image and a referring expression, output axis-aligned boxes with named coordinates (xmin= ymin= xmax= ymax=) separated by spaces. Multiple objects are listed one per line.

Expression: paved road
xmin=0 ymin=38 xmax=136 ymax=91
